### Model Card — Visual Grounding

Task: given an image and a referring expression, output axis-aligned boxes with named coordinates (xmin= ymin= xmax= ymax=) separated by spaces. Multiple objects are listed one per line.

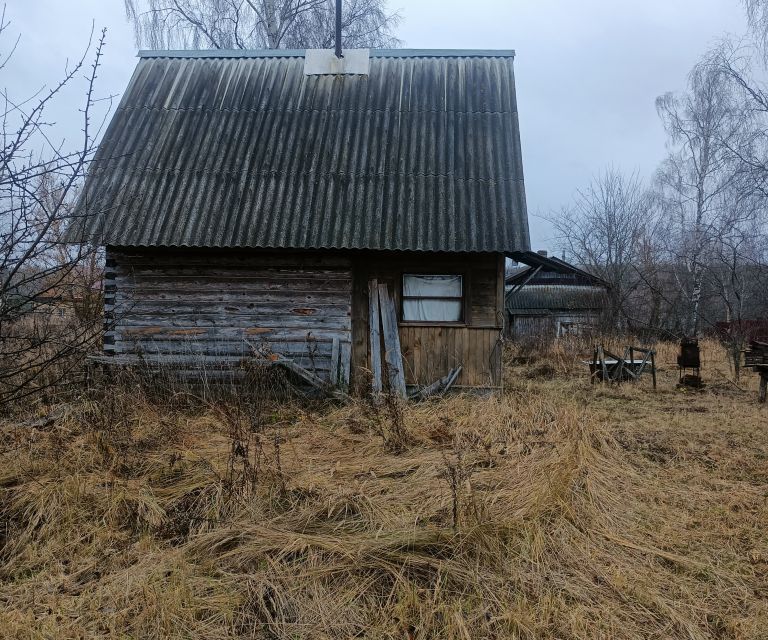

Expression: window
xmin=402 ymin=274 xmax=463 ymax=323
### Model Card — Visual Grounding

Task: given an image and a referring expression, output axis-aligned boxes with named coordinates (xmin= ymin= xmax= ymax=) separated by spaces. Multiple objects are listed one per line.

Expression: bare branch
xmin=0 ymin=7 xmax=109 ymax=407
xmin=123 ymin=0 xmax=402 ymax=50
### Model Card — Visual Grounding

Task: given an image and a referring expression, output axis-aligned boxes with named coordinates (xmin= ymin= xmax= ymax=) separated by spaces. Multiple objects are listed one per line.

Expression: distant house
xmin=505 ymin=251 xmax=608 ymax=340
xmin=67 ymin=48 xmax=530 ymax=391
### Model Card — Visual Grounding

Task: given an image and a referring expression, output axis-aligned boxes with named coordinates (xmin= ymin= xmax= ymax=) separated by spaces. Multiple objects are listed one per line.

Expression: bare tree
xmin=698 ymin=177 xmax=767 ymax=378
xmin=549 ymin=168 xmax=657 ymax=332
xmin=123 ymin=0 xmax=402 ymax=50
xmin=709 ymin=238 xmax=768 ymax=378
xmin=645 ymin=5 xmax=768 ymax=372
xmin=742 ymin=0 xmax=768 ymax=52
xmin=655 ymin=63 xmax=751 ymax=338
xmin=0 ymin=8 xmax=108 ymax=407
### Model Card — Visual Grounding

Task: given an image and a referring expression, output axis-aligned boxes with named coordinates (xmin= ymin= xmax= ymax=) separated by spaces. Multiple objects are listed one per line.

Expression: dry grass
xmin=0 ymin=340 xmax=766 ymax=638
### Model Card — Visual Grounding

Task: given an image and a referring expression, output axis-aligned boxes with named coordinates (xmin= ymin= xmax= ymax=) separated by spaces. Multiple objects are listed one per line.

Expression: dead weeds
xmin=0 ymin=340 xmax=766 ymax=638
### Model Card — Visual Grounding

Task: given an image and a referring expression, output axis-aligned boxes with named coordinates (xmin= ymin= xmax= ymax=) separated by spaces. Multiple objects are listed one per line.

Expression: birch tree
xmin=742 ymin=0 xmax=768 ymax=51
xmin=655 ymin=64 xmax=750 ymax=337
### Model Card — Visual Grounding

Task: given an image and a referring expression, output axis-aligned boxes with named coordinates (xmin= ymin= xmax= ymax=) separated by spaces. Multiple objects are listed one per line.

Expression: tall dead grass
xmin=0 ymin=345 xmax=766 ymax=638
xmin=507 ymin=334 xmax=734 ymax=382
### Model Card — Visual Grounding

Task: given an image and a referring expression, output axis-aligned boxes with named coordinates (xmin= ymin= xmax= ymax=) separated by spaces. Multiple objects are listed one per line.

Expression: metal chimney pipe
xmin=335 ymin=0 xmax=343 ymax=58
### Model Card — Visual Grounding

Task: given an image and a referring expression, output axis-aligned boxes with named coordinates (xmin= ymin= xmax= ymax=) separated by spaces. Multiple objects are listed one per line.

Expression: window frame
xmin=399 ymin=272 xmax=468 ymax=326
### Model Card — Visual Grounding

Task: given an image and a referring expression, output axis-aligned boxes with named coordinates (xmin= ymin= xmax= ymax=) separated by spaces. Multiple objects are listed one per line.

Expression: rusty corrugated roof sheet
xmin=68 ymin=49 xmax=529 ymax=252
xmin=506 ymin=285 xmax=607 ymax=313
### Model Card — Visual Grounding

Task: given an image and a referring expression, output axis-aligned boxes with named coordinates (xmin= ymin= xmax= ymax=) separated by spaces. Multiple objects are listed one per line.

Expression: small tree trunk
xmin=264 ymin=0 xmax=280 ymax=48
xmin=689 ymin=269 xmax=703 ymax=337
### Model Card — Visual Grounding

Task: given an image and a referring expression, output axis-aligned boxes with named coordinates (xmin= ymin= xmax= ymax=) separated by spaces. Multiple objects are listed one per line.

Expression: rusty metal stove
xmin=677 ymin=337 xmax=702 ymax=387
xmin=744 ymin=340 xmax=768 ymax=403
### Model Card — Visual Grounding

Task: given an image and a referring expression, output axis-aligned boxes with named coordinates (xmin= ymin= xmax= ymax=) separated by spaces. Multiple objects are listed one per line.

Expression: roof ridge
xmin=137 ymin=48 xmax=516 ymax=59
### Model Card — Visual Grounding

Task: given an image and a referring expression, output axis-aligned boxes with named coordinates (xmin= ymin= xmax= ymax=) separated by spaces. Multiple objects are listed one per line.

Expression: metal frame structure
xmin=588 ymin=345 xmax=657 ymax=389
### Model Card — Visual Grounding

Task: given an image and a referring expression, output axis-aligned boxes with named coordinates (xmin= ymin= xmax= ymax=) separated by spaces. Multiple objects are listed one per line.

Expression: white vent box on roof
xmin=304 ymin=49 xmax=370 ymax=75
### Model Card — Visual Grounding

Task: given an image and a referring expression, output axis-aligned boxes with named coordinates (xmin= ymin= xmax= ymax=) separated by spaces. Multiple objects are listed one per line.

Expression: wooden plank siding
xmin=350 ymin=252 xmax=505 ymax=389
xmin=509 ymin=312 xmax=599 ymax=340
xmin=105 ymin=248 xmax=352 ymax=381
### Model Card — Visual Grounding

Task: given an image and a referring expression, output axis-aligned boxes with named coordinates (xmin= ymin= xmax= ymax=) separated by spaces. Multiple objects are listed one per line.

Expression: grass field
xmin=0 ymin=340 xmax=766 ymax=639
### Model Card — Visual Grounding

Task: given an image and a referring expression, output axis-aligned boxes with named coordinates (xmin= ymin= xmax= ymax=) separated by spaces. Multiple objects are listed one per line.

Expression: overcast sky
xmin=5 ymin=0 xmax=749 ymax=251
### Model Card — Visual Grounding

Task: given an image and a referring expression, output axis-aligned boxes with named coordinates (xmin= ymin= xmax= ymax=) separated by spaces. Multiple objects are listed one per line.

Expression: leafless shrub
xmin=0 ymin=8 xmax=111 ymax=409
xmin=354 ymin=389 xmax=411 ymax=454
xmin=215 ymin=403 xmax=262 ymax=502
xmin=439 ymin=447 xmax=468 ymax=530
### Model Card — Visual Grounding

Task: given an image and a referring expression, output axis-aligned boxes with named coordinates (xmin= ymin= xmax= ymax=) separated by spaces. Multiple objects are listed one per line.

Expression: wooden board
xmin=330 ymin=337 xmax=341 ymax=386
xmin=377 ymin=284 xmax=407 ymax=397
xmin=340 ymin=341 xmax=351 ymax=389
xmin=368 ymin=278 xmax=382 ymax=394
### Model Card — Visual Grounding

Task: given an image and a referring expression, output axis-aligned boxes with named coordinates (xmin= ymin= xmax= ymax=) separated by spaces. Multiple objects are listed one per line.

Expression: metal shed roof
xmin=68 ymin=49 xmax=529 ymax=252
xmin=506 ymin=285 xmax=607 ymax=314
xmin=505 ymin=251 xmax=610 ymax=287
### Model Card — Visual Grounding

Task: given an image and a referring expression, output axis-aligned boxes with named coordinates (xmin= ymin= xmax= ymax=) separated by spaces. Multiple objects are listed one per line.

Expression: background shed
xmin=505 ymin=252 xmax=608 ymax=340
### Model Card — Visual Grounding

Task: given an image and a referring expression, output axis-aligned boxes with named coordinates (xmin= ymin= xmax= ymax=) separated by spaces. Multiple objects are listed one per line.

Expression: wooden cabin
xmin=68 ymin=48 xmax=530 ymax=392
xmin=505 ymin=252 xmax=608 ymax=340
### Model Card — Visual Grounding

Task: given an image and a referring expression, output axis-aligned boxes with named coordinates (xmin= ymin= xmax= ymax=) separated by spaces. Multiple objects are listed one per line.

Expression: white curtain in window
xmin=402 ymin=275 xmax=462 ymax=322
xmin=403 ymin=299 xmax=462 ymax=321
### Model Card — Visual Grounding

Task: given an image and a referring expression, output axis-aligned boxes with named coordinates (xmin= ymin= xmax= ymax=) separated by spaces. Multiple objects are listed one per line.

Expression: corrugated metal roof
xmin=68 ymin=49 xmax=529 ymax=252
xmin=505 ymin=252 xmax=610 ymax=287
xmin=506 ymin=285 xmax=607 ymax=313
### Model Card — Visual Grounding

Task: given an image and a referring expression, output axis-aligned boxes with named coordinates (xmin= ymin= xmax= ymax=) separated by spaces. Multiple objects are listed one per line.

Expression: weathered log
xmin=105 ymin=248 xmax=354 ymax=385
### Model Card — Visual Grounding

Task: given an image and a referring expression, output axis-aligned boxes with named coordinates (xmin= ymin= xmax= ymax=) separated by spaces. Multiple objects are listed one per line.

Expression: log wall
xmin=104 ymin=248 xmax=352 ymax=381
